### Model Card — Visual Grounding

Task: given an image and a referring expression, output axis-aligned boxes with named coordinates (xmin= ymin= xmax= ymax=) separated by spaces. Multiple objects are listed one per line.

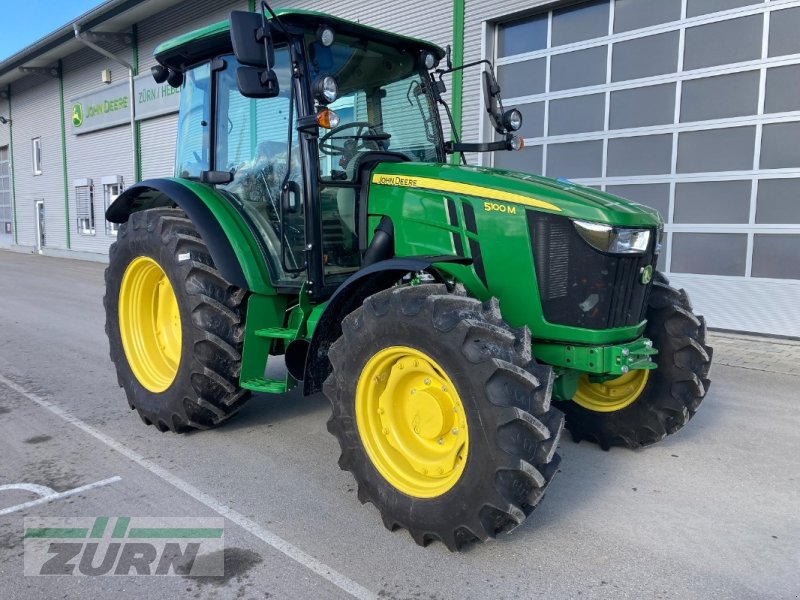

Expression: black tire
xmin=324 ymin=284 xmax=564 ymax=551
xmin=555 ymin=271 xmax=713 ymax=449
xmin=104 ymin=208 xmax=250 ymax=432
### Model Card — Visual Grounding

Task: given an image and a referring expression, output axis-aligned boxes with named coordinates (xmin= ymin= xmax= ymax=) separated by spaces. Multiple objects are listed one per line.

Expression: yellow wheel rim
xmin=118 ymin=256 xmax=182 ymax=393
xmin=573 ymin=370 xmax=650 ymax=413
xmin=355 ymin=346 xmax=469 ymax=498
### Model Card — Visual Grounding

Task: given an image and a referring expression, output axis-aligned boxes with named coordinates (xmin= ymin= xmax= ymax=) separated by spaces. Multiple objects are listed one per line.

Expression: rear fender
xmin=107 ymin=178 xmax=274 ymax=295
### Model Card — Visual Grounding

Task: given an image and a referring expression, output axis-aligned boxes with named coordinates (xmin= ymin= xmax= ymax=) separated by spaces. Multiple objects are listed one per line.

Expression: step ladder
xmin=240 ymin=327 xmax=296 ymax=393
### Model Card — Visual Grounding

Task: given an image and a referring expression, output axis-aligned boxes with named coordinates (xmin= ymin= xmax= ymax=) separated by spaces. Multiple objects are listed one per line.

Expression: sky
xmin=0 ymin=0 xmax=102 ymax=62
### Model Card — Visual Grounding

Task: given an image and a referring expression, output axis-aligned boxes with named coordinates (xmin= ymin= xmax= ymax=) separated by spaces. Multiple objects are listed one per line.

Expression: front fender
xmin=302 ymin=255 xmax=470 ymax=395
xmin=107 ymin=178 xmax=274 ymax=295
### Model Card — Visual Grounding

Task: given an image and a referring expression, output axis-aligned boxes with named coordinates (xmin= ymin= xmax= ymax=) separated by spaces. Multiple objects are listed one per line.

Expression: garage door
xmin=491 ymin=0 xmax=800 ymax=337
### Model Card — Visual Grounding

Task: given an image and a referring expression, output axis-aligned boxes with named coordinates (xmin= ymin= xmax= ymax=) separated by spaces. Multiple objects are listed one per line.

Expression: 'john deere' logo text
xmin=72 ymin=103 xmax=84 ymax=128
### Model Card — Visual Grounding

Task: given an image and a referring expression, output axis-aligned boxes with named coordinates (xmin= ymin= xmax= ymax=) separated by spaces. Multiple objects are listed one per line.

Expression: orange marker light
xmin=317 ymin=109 xmax=340 ymax=129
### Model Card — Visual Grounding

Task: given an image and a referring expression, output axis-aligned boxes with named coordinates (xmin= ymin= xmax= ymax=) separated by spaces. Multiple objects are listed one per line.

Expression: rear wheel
xmin=324 ymin=285 xmax=564 ymax=550
xmin=555 ymin=272 xmax=713 ymax=449
xmin=104 ymin=208 xmax=250 ymax=432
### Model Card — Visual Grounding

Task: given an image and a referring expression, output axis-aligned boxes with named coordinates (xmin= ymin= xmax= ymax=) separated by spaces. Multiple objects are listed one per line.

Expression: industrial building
xmin=0 ymin=0 xmax=798 ymax=336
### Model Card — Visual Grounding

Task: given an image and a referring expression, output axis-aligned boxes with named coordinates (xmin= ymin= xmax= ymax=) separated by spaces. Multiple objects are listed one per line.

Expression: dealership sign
xmin=70 ymin=74 xmax=181 ymax=134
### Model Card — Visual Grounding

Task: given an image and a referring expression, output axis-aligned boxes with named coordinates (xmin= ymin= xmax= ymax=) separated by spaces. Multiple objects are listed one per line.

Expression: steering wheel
xmin=319 ymin=121 xmax=390 ymax=156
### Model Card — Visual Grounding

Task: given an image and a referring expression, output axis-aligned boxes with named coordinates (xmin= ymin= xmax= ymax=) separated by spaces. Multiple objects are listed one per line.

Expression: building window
xmin=102 ymin=176 xmax=123 ymax=236
xmin=32 ymin=137 xmax=42 ymax=175
xmin=0 ymin=146 xmax=11 ymax=232
xmin=74 ymin=178 xmax=95 ymax=235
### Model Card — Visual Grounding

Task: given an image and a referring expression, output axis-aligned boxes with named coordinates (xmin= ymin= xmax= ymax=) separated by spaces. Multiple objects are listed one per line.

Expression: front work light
xmin=313 ymin=75 xmax=339 ymax=104
xmin=502 ymin=108 xmax=523 ymax=131
xmin=317 ymin=25 xmax=335 ymax=47
xmin=573 ymin=220 xmax=651 ymax=254
xmin=421 ymin=50 xmax=438 ymax=70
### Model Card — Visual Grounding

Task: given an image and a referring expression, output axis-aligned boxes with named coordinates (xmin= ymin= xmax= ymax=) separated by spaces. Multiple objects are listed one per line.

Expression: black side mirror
xmin=230 ymin=10 xmax=279 ymax=98
xmin=230 ymin=10 xmax=275 ymax=68
xmin=236 ymin=67 xmax=279 ymax=99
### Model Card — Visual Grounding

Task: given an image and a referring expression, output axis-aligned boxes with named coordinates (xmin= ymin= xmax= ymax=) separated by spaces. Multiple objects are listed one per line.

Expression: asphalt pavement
xmin=0 ymin=250 xmax=797 ymax=599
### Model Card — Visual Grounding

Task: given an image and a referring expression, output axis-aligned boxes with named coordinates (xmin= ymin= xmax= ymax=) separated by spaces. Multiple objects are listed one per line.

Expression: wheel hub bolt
xmin=441 ymin=386 xmax=447 ymax=392
xmin=451 ymin=428 xmax=459 ymax=435
xmin=382 ymin=427 xmax=389 ymax=435
xmin=410 ymin=389 xmax=416 ymax=395
xmin=437 ymin=438 xmax=444 ymax=445
xmin=423 ymin=378 xmax=431 ymax=385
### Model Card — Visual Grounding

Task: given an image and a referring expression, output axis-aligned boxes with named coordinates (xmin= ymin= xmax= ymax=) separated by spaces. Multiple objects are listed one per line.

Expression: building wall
xmin=63 ymin=45 xmax=136 ymax=254
xmin=9 ymin=74 xmax=62 ymax=253
xmin=462 ymin=0 xmax=800 ymax=337
xmin=0 ymin=96 xmax=12 ymax=248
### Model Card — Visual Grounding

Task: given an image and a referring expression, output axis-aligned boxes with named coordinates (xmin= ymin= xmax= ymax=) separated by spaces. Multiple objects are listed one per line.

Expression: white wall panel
xmin=63 ymin=46 xmax=136 ymax=255
xmin=9 ymin=75 xmax=63 ymax=251
xmin=140 ymin=113 xmax=178 ymax=179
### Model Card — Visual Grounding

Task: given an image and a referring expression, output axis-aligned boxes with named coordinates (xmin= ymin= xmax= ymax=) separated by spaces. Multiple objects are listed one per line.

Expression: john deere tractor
xmin=104 ymin=5 xmax=712 ymax=550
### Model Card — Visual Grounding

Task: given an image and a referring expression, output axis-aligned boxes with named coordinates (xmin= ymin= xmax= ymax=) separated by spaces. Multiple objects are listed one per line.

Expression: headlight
xmin=573 ymin=220 xmax=651 ymax=254
xmin=313 ymin=75 xmax=338 ymax=104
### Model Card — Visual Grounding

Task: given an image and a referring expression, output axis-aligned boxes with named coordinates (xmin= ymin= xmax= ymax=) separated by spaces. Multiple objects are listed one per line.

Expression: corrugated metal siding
xmin=462 ymin=0 xmax=554 ymax=155
xmin=10 ymin=74 xmax=63 ymax=250
xmin=140 ymin=113 xmax=178 ymax=178
xmin=0 ymin=97 xmax=13 ymax=248
xmin=63 ymin=46 xmax=136 ymax=254
xmin=0 ymin=97 xmax=9 ymax=147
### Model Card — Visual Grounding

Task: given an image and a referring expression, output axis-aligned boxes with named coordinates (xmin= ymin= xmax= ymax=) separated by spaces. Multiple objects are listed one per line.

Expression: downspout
xmin=132 ymin=24 xmax=141 ymax=182
xmin=73 ymin=24 xmax=139 ymax=185
xmin=58 ymin=60 xmax=71 ymax=248
xmin=450 ymin=0 xmax=465 ymax=165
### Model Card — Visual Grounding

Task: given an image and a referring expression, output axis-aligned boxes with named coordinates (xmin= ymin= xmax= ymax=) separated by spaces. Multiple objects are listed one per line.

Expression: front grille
xmin=528 ymin=211 xmax=657 ymax=330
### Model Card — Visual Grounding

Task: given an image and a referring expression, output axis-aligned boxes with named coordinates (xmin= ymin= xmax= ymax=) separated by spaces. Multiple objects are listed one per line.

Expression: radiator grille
xmin=528 ymin=211 xmax=657 ymax=330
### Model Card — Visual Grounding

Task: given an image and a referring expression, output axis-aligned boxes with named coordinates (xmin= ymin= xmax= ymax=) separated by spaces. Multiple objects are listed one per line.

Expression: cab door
xmin=213 ymin=50 xmax=308 ymax=287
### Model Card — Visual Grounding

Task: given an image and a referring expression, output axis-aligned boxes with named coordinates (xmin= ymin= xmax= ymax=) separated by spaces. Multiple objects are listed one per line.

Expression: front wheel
xmin=104 ymin=208 xmax=251 ymax=432
xmin=555 ymin=272 xmax=713 ymax=449
xmin=324 ymin=285 xmax=564 ymax=550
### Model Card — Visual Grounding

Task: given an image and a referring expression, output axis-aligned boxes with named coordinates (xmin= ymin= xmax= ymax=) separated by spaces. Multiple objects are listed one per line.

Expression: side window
xmin=32 ymin=137 xmax=42 ymax=175
xmin=215 ymin=51 xmax=306 ymax=285
xmin=175 ymin=63 xmax=210 ymax=179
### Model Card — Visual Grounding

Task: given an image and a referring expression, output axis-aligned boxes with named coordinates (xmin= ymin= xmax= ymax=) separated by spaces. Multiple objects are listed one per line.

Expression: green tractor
xmin=104 ymin=6 xmax=712 ymax=550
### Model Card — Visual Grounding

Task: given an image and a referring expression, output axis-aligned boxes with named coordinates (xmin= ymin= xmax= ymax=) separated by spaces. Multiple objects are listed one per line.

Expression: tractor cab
xmin=153 ymin=10 xmax=449 ymax=296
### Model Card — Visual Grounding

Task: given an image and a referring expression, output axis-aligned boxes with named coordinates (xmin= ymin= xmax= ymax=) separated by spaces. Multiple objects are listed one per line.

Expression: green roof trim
xmin=154 ymin=8 xmax=445 ymax=64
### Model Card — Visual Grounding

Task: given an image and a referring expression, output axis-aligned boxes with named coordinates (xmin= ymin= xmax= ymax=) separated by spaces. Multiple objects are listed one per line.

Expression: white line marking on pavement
xmin=0 ymin=483 xmax=57 ymax=497
xmin=0 ymin=477 xmax=121 ymax=516
xmin=0 ymin=373 xmax=377 ymax=600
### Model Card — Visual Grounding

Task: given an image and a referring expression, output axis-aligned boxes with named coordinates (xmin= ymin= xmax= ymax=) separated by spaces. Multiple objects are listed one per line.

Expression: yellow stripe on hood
xmin=371 ymin=173 xmax=561 ymax=212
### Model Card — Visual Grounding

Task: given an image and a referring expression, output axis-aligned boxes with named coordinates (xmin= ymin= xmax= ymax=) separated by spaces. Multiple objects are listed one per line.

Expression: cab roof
xmin=154 ymin=8 xmax=446 ymax=71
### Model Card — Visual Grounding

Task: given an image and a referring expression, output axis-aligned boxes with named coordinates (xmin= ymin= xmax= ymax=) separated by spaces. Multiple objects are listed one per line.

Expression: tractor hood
xmin=370 ymin=162 xmax=662 ymax=228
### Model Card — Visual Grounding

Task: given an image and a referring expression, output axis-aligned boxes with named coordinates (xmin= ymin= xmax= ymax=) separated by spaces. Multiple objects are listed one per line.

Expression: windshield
xmin=305 ymin=33 xmax=443 ymax=181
